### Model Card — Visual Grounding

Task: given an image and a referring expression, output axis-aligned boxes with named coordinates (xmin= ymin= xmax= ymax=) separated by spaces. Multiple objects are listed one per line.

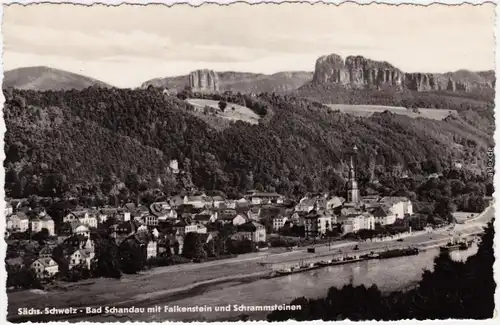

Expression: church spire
xmin=346 ymin=145 xmax=359 ymax=204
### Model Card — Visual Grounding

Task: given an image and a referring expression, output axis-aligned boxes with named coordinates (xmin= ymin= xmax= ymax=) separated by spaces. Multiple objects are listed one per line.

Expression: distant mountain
xmin=3 ymin=66 xmax=112 ymax=91
xmin=142 ymin=71 xmax=313 ymax=93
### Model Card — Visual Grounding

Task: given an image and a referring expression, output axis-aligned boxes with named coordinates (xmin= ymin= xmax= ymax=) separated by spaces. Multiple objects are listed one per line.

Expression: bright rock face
xmin=312 ymin=53 xmax=494 ymax=92
xmin=188 ymin=69 xmax=220 ymax=93
xmin=312 ymin=54 xmax=403 ymax=89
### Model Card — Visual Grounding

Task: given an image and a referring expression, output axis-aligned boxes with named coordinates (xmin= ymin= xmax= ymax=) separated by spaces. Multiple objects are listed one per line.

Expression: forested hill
xmin=3 ymin=67 xmax=112 ymax=91
xmin=3 ymin=87 xmax=494 ymax=200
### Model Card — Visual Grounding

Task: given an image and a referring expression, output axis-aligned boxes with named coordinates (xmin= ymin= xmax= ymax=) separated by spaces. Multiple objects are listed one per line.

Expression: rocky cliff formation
xmin=143 ymin=71 xmax=313 ymax=94
xmin=311 ymin=53 xmax=494 ymax=92
xmin=188 ymin=69 xmax=220 ymax=93
xmin=312 ymin=54 xmax=349 ymax=85
xmin=345 ymin=56 xmax=404 ymax=89
xmin=312 ymin=54 xmax=404 ymax=89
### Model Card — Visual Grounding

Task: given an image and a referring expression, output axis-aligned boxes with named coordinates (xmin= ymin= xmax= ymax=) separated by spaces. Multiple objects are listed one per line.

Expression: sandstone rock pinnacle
xmin=188 ymin=69 xmax=220 ymax=93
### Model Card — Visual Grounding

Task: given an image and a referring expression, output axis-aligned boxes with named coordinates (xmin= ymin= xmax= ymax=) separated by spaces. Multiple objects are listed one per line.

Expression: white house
xmin=341 ymin=213 xmax=375 ymax=235
xmin=217 ymin=213 xmax=248 ymax=226
xmin=4 ymin=202 xmax=13 ymax=217
xmin=31 ymin=258 xmax=59 ymax=278
xmin=9 ymin=213 xmax=30 ymax=232
xmin=197 ymin=224 xmax=208 ymax=234
xmin=184 ymin=195 xmax=206 ymax=209
xmin=272 ymin=215 xmax=288 ymax=231
xmin=295 ymin=198 xmax=316 ymax=213
xmin=207 ymin=196 xmax=225 ymax=208
xmin=225 ymin=200 xmax=237 ymax=209
xmin=318 ymin=196 xmax=345 ymax=210
xmin=79 ymin=213 xmax=98 ymax=228
xmin=371 ymin=206 xmax=396 ymax=226
xmin=173 ymin=219 xmax=198 ymax=236
xmin=137 ymin=224 xmax=149 ymax=233
xmin=169 ymin=159 xmax=179 ymax=174
xmin=77 ymin=213 xmax=98 ymax=228
xmin=237 ymin=221 xmax=267 ymax=242
xmin=304 ymin=210 xmax=336 ymax=238
xmin=145 ymin=214 xmax=159 ymax=226
xmin=31 ymin=213 xmax=55 ymax=236
xmin=73 ymin=224 xmax=90 ymax=238
xmin=248 ymin=192 xmax=282 ymax=205
xmin=379 ymin=197 xmax=413 ymax=219
xmin=69 ymin=249 xmax=93 ymax=269
xmin=146 ymin=240 xmax=158 ymax=259
xmin=63 ymin=213 xmax=80 ymax=224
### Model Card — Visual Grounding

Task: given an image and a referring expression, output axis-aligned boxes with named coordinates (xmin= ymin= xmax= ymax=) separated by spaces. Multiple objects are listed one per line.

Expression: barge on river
xmin=271 ymin=247 xmax=421 ymax=278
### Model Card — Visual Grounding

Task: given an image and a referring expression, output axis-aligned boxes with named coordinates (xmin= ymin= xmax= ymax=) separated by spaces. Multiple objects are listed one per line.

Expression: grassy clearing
xmin=326 ymin=104 xmax=457 ymax=121
xmin=186 ymin=99 xmax=261 ymax=125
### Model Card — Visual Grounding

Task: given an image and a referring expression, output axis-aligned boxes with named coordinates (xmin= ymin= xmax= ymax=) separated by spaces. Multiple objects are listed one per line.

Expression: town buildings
xmin=31 ymin=257 xmax=59 ymax=278
xmin=5 ymin=148 xmax=415 ymax=280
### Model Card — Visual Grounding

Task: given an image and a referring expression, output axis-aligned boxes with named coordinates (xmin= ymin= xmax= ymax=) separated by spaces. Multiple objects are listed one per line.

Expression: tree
xmin=182 ymin=233 xmax=206 ymax=260
xmin=433 ymin=198 xmax=454 ymax=223
xmin=33 ymin=228 xmax=50 ymax=244
xmin=125 ymin=172 xmax=140 ymax=194
xmin=118 ymin=239 xmax=146 ymax=274
xmin=218 ymin=101 xmax=227 ymax=112
xmin=204 ymin=239 xmax=216 ymax=257
xmin=6 ymin=265 xmax=42 ymax=290
xmin=173 ymin=241 xmax=180 ymax=255
xmin=93 ymin=235 xmax=122 ymax=279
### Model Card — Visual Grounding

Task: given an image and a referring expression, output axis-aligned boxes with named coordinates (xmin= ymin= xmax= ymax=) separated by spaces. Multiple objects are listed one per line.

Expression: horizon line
xmin=5 ymin=63 xmax=496 ymax=89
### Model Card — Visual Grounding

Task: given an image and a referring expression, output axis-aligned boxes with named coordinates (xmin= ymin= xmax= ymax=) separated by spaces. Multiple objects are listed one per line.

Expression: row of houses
xmin=7 ymin=211 xmax=55 ymax=236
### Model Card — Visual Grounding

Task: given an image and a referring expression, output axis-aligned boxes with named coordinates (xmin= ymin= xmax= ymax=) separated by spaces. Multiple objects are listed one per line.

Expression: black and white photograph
xmin=2 ymin=1 xmax=497 ymax=323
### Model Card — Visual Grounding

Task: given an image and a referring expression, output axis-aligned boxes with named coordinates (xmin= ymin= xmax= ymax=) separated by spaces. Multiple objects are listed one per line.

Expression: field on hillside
xmin=326 ymin=104 xmax=457 ymax=120
xmin=186 ymin=99 xmax=261 ymax=125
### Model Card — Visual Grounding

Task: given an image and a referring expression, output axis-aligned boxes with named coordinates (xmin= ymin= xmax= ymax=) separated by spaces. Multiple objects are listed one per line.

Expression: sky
xmin=3 ymin=2 xmax=496 ymax=88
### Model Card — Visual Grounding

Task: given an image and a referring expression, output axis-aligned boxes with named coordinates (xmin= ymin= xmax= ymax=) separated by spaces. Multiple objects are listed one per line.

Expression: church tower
xmin=346 ymin=145 xmax=359 ymax=204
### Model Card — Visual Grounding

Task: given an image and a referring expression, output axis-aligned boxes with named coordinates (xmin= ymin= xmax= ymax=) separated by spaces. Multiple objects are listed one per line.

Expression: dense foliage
xmin=3 ymin=87 xmax=493 ymax=204
xmin=267 ymin=220 xmax=495 ymax=320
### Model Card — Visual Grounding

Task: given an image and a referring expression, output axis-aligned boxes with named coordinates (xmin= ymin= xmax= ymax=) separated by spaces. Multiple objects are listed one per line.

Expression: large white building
xmin=79 ymin=213 xmax=98 ymax=228
xmin=341 ymin=213 xmax=375 ymax=234
xmin=378 ymin=197 xmax=413 ymax=219
xmin=7 ymin=212 xmax=30 ymax=232
xmin=304 ymin=210 xmax=336 ymax=238
xmin=31 ymin=213 xmax=55 ymax=236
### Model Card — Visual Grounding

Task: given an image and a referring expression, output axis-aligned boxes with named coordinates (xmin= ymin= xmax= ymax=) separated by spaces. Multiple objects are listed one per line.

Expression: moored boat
xmin=440 ymin=243 xmax=461 ymax=252
xmin=379 ymin=247 xmax=419 ymax=259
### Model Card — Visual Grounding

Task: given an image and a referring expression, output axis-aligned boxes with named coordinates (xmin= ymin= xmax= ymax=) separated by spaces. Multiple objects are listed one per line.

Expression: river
xmin=90 ymin=243 xmax=479 ymax=322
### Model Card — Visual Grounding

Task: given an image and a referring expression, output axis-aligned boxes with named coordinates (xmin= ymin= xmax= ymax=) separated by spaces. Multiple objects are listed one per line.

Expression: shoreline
xmin=8 ymin=213 xmax=489 ymax=323
xmin=7 ymin=271 xmax=271 ymax=323
xmin=8 ymin=238 xmax=469 ymax=323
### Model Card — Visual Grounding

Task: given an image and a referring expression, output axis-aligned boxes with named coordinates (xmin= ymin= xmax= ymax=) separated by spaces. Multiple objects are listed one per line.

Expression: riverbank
xmin=7 ymin=232 xmax=477 ymax=323
xmin=9 ymin=206 xmax=492 ymax=323
xmin=7 ymin=259 xmax=270 ymax=321
xmin=65 ymin=244 xmax=480 ymax=323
